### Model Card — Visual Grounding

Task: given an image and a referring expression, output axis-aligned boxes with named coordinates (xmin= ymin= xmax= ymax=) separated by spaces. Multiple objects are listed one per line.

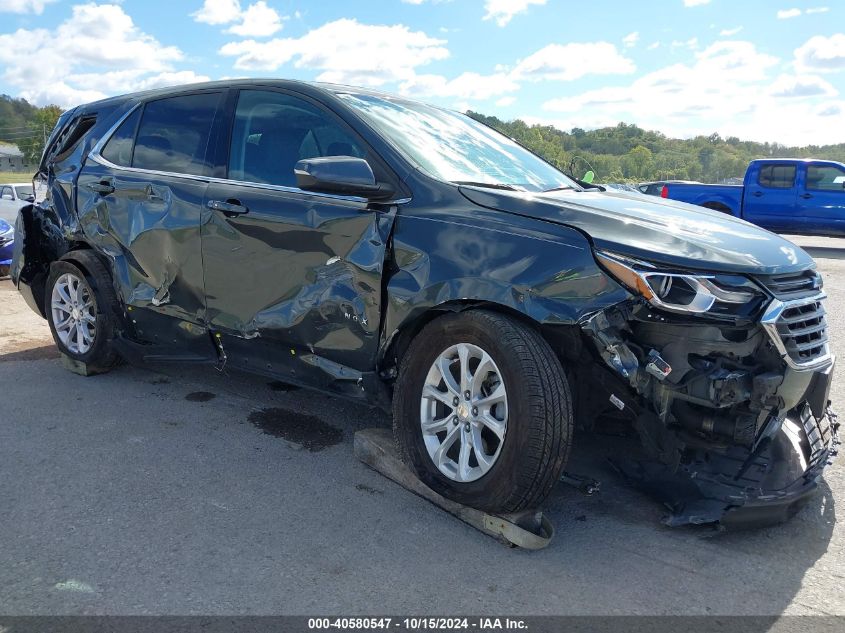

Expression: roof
xmin=73 ymin=78 xmax=439 ymax=113
xmin=0 ymin=143 xmax=23 ymax=158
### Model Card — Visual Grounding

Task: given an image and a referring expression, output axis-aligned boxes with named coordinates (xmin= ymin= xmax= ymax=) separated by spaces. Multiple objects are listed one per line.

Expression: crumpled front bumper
xmin=618 ymin=401 xmax=839 ymax=528
xmin=580 ymin=297 xmax=839 ymax=528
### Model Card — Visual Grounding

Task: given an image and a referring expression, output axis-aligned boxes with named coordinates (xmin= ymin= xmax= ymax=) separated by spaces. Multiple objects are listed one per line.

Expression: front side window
xmin=131 ymin=92 xmax=221 ymax=176
xmin=758 ymin=164 xmax=796 ymax=189
xmin=14 ymin=185 xmax=33 ymax=199
xmin=228 ymin=90 xmax=366 ymax=188
xmin=806 ymin=165 xmax=845 ymax=192
xmin=337 ymin=92 xmax=577 ymax=193
xmin=101 ymin=108 xmax=141 ymax=167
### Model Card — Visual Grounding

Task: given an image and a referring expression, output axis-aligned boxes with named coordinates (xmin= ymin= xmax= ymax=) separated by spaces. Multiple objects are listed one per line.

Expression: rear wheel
xmin=393 ymin=310 xmax=573 ymax=513
xmin=45 ymin=254 xmax=120 ymax=372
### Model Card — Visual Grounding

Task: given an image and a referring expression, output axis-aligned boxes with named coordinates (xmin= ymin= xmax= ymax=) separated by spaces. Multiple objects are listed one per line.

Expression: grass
xmin=0 ymin=172 xmax=33 ymax=184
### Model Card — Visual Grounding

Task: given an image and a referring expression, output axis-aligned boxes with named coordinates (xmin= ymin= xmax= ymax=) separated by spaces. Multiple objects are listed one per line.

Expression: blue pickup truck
xmin=656 ymin=158 xmax=845 ymax=237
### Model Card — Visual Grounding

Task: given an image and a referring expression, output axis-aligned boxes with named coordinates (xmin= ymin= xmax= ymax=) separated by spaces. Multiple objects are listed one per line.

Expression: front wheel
xmin=393 ymin=310 xmax=573 ymax=513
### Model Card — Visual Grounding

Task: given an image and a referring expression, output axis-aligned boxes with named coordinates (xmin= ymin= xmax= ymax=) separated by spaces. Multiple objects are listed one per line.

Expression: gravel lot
xmin=0 ymin=234 xmax=843 ymax=616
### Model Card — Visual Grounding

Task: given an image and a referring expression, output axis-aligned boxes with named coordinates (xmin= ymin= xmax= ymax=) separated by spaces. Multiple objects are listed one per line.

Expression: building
xmin=0 ymin=143 xmax=25 ymax=171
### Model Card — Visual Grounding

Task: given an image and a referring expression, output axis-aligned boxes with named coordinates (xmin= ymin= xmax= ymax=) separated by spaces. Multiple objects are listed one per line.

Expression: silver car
xmin=0 ymin=182 xmax=36 ymax=225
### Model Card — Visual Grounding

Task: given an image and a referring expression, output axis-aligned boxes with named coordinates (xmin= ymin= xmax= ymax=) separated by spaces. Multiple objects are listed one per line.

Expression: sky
xmin=0 ymin=0 xmax=843 ymax=146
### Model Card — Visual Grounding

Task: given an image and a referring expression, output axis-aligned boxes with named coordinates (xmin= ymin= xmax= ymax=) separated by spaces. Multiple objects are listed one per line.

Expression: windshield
xmin=13 ymin=185 xmax=33 ymax=199
xmin=338 ymin=92 xmax=578 ymax=193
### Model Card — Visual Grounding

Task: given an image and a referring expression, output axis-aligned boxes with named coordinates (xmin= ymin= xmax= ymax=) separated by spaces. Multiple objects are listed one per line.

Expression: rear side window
xmin=228 ymin=90 xmax=365 ymax=187
xmin=758 ymin=164 xmax=796 ymax=189
xmin=132 ymin=92 xmax=222 ymax=176
xmin=806 ymin=165 xmax=845 ymax=192
xmin=101 ymin=108 xmax=141 ymax=167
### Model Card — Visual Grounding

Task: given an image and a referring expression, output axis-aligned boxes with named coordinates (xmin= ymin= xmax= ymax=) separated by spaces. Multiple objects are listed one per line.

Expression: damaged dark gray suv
xmin=12 ymin=80 xmax=839 ymax=526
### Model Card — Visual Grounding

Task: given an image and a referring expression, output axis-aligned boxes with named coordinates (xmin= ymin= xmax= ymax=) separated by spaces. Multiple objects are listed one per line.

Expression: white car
xmin=0 ymin=182 xmax=36 ymax=225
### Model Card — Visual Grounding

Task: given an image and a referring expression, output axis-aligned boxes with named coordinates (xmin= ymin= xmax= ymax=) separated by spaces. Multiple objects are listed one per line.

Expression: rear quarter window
xmin=101 ymin=108 xmax=141 ymax=167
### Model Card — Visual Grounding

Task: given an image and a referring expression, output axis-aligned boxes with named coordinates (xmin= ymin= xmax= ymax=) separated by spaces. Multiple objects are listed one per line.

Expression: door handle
xmin=751 ymin=191 xmax=764 ymax=197
xmin=87 ymin=180 xmax=115 ymax=196
xmin=207 ymin=199 xmax=249 ymax=218
xmin=801 ymin=193 xmax=813 ymax=199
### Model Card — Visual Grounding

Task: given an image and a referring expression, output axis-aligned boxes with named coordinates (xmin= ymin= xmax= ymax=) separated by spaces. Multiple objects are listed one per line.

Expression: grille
xmin=759 ymin=270 xmax=821 ymax=300
xmin=774 ymin=300 xmax=829 ymax=364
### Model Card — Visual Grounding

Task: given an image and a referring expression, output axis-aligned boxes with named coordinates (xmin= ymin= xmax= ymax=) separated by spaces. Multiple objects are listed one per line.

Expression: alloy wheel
xmin=419 ymin=342 xmax=508 ymax=482
xmin=51 ymin=272 xmax=96 ymax=355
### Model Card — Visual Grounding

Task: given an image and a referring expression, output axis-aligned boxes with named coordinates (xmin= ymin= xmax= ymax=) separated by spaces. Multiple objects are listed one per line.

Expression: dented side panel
xmin=201 ymin=181 xmax=396 ymax=372
xmin=382 ymin=187 xmax=631 ymax=355
xmin=76 ymin=161 xmax=208 ymax=327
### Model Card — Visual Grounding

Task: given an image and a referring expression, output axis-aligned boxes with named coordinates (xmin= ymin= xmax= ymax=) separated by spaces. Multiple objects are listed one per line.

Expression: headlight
xmin=596 ymin=251 xmax=765 ymax=317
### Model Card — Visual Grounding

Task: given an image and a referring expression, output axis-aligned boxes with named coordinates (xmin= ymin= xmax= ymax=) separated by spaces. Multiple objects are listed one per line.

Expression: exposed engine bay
xmin=580 ymin=271 xmax=839 ymax=527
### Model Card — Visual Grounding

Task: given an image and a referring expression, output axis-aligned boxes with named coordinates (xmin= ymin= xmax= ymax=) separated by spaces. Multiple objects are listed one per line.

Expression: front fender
xmin=382 ymin=211 xmax=630 ymax=354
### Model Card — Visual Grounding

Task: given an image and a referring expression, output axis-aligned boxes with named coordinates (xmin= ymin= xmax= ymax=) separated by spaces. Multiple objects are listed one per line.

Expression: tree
xmin=19 ymin=105 xmax=63 ymax=165
xmin=464 ymin=109 xmax=845 ymax=184
xmin=621 ymin=145 xmax=654 ymax=180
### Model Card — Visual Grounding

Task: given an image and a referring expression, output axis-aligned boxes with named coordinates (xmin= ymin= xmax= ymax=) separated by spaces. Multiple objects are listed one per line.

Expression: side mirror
xmin=294 ymin=156 xmax=393 ymax=199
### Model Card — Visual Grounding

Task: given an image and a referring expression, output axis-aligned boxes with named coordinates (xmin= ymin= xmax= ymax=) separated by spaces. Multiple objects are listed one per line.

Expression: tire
xmin=393 ymin=310 xmax=573 ymax=513
xmin=45 ymin=252 xmax=121 ymax=372
xmin=702 ymin=202 xmax=732 ymax=214
xmin=0 ymin=264 xmax=9 ymax=278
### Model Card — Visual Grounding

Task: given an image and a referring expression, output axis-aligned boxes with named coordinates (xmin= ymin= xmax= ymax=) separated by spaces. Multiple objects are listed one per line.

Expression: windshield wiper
xmin=452 ymin=181 xmax=520 ymax=191
xmin=542 ymin=185 xmax=577 ymax=193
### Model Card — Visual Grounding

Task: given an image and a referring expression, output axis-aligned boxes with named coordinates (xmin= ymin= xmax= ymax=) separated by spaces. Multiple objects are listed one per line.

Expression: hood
xmin=459 ymin=187 xmax=814 ymax=275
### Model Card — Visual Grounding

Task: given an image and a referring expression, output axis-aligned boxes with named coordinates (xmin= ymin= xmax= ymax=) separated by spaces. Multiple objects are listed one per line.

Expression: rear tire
xmin=45 ymin=252 xmax=121 ymax=373
xmin=393 ymin=310 xmax=573 ymax=513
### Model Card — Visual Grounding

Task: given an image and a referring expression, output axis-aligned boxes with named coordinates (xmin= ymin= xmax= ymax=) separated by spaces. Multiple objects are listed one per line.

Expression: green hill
xmin=0 ymin=95 xmax=62 ymax=166
xmin=467 ymin=111 xmax=845 ymax=184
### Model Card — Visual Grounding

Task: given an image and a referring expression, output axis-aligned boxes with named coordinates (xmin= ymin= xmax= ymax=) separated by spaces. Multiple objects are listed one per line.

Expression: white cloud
xmin=536 ymin=41 xmax=845 ymax=145
xmin=219 ymin=18 xmax=449 ymax=86
xmin=511 ymin=42 xmax=635 ymax=82
xmin=0 ymin=3 xmax=191 ymax=107
xmin=0 ymin=0 xmax=55 ymax=13
xmin=671 ymin=37 xmax=699 ymax=50
xmin=496 ymin=96 xmax=516 ymax=107
xmin=483 ymin=0 xmax=546 ymax=26
xmin=777 ymin=8 xmax=802 ymax=19
xmin=623 ymin=32 xmax=639 ymax=48
xmin=720 ymin=26 xmax=743 ymax=36
xmin=807 ymin=7 xmax=830 ymax=13
xmin=400 ymin=71 xmax=519 ymax=100
xmin=769 ymin=74 xmax=837 ymax=98
xmin=683 ymin=0 xmax=711 ymax=6
xmin=193 ymin=0 xmax=283 ymax=37
xmin=225 ymin=1 xmax=283 ymax=37
xmin=795 ymin=34 xmax=845 ymax=72
xmin=648 ymin=41 xmax=661 ymax=50
xmin=192 ymin=0 xmax=241 ymax=25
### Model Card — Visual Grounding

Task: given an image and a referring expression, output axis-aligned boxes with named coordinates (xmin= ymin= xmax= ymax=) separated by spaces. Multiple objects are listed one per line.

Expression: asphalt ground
xmin=0 ymin=234 xmax=843 ymax=616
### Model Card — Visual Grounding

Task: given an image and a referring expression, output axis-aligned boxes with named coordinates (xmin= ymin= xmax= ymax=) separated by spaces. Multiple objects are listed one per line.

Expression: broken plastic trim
xmin=579 ymin=298 xmax=839 ymax=527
